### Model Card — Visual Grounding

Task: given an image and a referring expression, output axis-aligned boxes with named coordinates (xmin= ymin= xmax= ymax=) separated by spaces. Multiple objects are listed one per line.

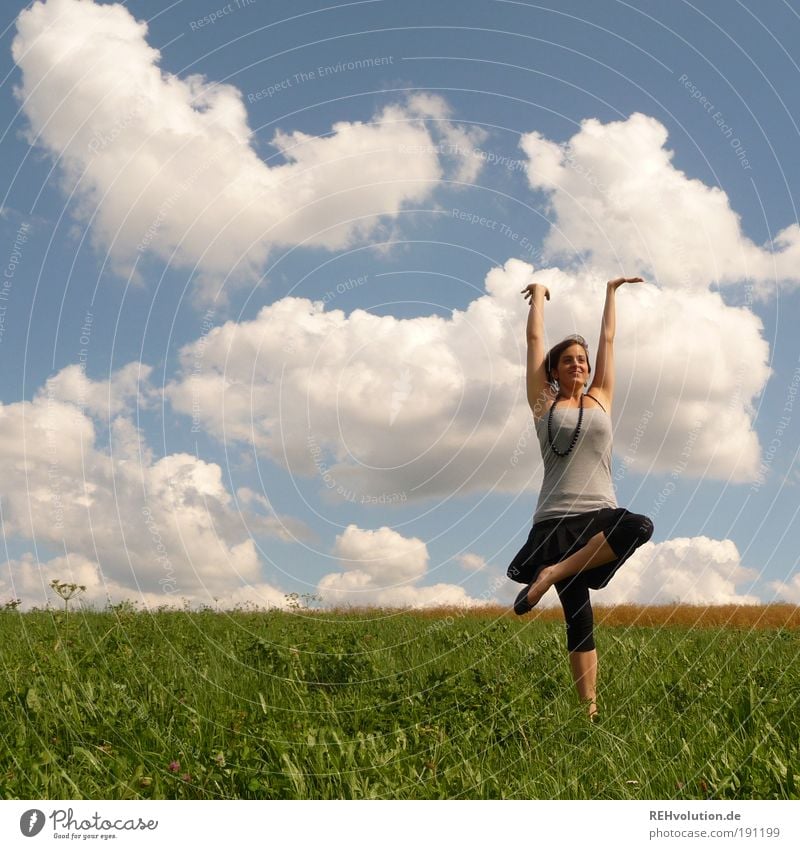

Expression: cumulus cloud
xmin=0 ymin=551 xmax=145 ymax=613
xmin=520 ymin=112 xmax=800 ymax=297
xmin=597 ymin=536 xmax=761 ymax=605
xmin=457 ymin=553 xmax=487 ymax=571
xmin=405 ymin=93 xmax=489 ymax=183
xmin=12 ymin=0 xmax=483 ymax=302
xmin=767 ymin=574 xmax=800 ymax=604
xmin=318 ymin=524 xmax=487 ymax=608
xmin=165 ymin=257 xmax=768 ymax=498
xmin=44 ymin=361 xmax=155 ymax=419
xmin=0 ymin=552 xmax=171 ymax=611
xmin=498 ymin=536 xmax=762 ymax=609
xmin=0 ymin=363 xmax=308 ymax=609
xmin=0 ymin=552 xmax=289 ymax=612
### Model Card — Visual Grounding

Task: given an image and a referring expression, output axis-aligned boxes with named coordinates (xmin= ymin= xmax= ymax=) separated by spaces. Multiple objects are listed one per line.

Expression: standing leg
xmin=569 ymin=649 xmax=598 ymax=720
xmin=556 ymin=576 xmax=598 ymax=718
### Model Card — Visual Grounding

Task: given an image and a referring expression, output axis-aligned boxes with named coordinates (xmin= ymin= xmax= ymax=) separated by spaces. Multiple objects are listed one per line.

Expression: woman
xmin=507 ymin=276 xmax=654 ymax=720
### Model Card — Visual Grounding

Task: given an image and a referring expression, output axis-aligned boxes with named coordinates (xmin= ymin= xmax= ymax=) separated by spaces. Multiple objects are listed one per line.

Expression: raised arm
xmin=521 ymin=283 xmax=551 ymax=419
xmin=589 ymin=276 xmax=643 ymax=411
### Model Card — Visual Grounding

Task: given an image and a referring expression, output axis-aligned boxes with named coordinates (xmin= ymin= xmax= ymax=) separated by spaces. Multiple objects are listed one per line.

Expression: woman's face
xmin=554 ymin=344 xmax=589 ymax=389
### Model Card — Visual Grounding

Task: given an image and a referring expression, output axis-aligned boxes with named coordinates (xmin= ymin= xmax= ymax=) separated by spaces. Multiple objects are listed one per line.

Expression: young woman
xmin=507 ymin=276 xmax=654 ymax=719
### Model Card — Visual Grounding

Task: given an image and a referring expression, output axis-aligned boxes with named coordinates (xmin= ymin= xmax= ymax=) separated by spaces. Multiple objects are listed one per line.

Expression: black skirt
xmin=506 ymin=507 xmax=642 ymax=590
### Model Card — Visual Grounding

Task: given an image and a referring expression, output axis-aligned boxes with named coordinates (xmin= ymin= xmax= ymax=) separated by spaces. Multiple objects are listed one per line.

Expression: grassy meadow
xmin=1 ymin=604 xmax=798 ymax=800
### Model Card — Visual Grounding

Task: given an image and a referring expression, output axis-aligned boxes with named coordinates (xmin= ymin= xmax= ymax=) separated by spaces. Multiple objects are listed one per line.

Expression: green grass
xmin=1 ymin=608 xmax=798 ymax=799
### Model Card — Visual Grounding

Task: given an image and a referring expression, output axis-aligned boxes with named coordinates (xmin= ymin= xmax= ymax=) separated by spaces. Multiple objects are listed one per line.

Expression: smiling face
xmin=552 ymin=343 xmax=590 ymax=392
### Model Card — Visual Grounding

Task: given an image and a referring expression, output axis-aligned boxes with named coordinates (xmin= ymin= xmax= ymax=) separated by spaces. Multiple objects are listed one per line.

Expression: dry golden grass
xmin=590 ymin=603 xmax=800 ymax=629
xmin=327 ymin=603 xmax=800 ymax=630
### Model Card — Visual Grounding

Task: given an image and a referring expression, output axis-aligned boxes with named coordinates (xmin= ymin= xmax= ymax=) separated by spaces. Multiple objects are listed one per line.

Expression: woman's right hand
xmin=521 ymin=283 xmax=550 ymax=304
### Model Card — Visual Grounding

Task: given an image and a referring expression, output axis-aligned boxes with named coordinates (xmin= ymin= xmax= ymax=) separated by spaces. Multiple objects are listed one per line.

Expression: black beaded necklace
xmin=547 ymin=393 xmax=584 ymax=457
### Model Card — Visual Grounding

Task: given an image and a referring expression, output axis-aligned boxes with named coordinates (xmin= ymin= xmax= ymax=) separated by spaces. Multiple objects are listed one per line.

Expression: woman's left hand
xmin=607 ymin=276 xmax=644 ymax=289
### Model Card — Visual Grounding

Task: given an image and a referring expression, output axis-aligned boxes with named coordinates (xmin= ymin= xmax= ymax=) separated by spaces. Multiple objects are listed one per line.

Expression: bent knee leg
xmin=605 ymin=511 xmax=654 ymax=557
xmin=629 ymin=513 xmax=654 ymax=546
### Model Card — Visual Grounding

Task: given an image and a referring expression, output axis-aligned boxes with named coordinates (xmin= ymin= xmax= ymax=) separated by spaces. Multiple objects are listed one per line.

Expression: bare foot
xmin=526 ymin=565 xmax=556 ymax=607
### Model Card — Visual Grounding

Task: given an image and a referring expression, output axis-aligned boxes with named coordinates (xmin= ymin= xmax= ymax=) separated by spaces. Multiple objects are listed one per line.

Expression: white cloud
xmin=0 ymin=552 xmax=289 ymax=611
xmin=0 ymin=552 xmax=172 ymax=611
xmin=166 ymin=257 xmax=769 ymax=498
xmin=44 ymin=361 xmax=155 ymax=419
xmin=12 ymin=0 xmax=482 ymax=302
xmin=520 ymin=112 xmax=800 ymax=297
xmin=767 ymin=573 xmax=800 ymax=604
xmin=0 ymin=367 xmax=769 ymax=612
xmin=332 ymin=524 xmax=429 ymax=583
xmin=598 ymin=536 xmax=761 ymax=605
xmin=496 ymin=536 xmax=763 ymax=609
xmin=457 ymin=553 xmax=487 ymax=571
xmin=0 ymin=363 xmax=308 ymax=608
xmin=318 ymin=524 xmax=487 ymax=608
xmin=405 ymin=93 xmax=489 ymax=184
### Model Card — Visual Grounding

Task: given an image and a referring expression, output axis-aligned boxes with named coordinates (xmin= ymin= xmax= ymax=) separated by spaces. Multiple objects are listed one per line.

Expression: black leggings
xmin=556 ymin=513 xmax=653 ymax=652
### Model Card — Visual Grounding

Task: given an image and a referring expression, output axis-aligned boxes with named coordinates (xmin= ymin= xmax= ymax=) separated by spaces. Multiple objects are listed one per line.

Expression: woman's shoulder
xmin=585 ymin=386 xmax=611 ymax=413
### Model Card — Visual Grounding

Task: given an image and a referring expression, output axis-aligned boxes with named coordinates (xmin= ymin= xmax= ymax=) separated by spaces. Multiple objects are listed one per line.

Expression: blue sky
xmin=1 ymin=0 xmax=799 ymax=609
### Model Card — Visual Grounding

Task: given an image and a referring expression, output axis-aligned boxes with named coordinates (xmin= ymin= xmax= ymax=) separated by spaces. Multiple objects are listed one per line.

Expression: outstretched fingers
xmin=607 ymin=276 xmax=645 ymax=289
xmin=521 ymin=284 xmax=550 ymax=303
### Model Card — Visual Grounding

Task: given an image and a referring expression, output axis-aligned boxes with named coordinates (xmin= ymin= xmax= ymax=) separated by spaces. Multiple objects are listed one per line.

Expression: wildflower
xmin=139 ymin=777 xmax=152 ymax=788
xmin=180 ymin=773 xmax=191 ymax=782
xmin=168 ymin=761 xmax=180 ymax=773
xmin=213 ymin=752 xmax=226 ymax=767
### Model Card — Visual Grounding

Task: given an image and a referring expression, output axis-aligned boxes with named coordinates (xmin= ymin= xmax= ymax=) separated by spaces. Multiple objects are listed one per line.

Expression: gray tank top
xmin=533 ymin=406 xmax=617 ymax=522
